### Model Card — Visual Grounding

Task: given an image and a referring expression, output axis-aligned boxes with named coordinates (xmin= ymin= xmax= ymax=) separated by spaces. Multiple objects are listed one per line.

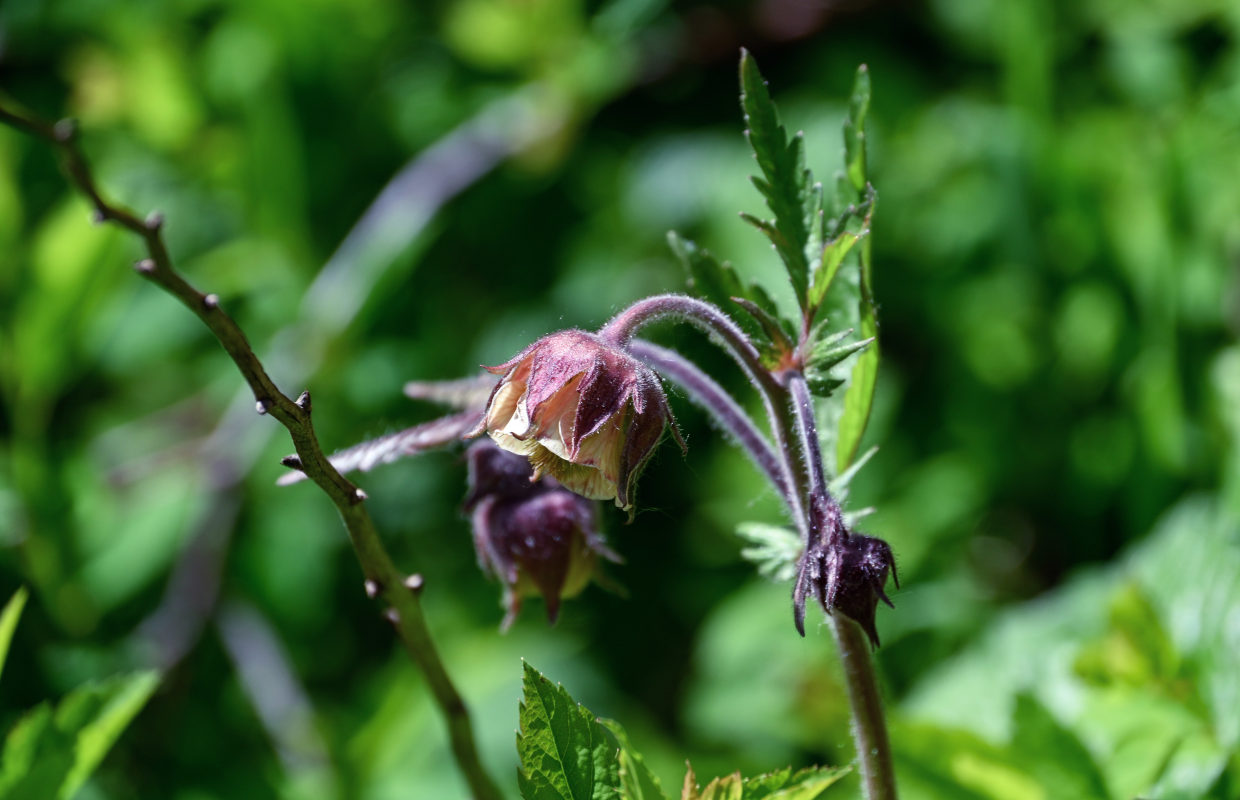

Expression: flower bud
xmin=464 ymin=441 xmax=618 ymax=630
xmin=793 ymin=530 xmax=897 ymax=647
xmin=469 ymin=329 xmax=684 ymax=514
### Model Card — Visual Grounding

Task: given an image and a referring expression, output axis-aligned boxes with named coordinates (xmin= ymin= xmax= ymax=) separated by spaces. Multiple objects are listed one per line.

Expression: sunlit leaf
xmin=739 ymin=50 xmax=824 ymax=312
xmin=0 ymin=587 xmax=28 ymax=682
xmin=0 ymin=671 xmax=160 ymax=800
xmin=518 ymin=662 xmax=622 ymax=800
xmin=598 ymin=719 xmax=669 ymax=800
xmin=681 ymin=762 xmax=848 ymax=800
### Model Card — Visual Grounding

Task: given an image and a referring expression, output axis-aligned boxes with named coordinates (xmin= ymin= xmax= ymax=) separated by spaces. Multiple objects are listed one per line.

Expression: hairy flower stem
xmin=626 ymin=340 xmax=787 ymax=499
xmin=787 ymin=374 xmax=896 ymax=800
xmin=0 ymin=105 xmax=503 ymax=800
xmin=787 ymin=375 xmax=845 ymax=546
xmin=831 ymin=616 xmax=898 ymax=800
xmin=599 ymin=294 xmax=808 ymax=537
xmin=605 ymin=295 xmax=896 ymax=799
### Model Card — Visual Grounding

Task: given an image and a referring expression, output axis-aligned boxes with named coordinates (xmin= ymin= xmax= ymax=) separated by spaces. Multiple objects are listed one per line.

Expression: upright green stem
xmin=0 ymin=104 xmax=503 ymax=800
xmin=831 ymin=617 xmax=897 ymax=800
xmin=604 ymin=295 xmax=897 ymax=799
xmin=787 ymin=374 xmax=896 ymax=800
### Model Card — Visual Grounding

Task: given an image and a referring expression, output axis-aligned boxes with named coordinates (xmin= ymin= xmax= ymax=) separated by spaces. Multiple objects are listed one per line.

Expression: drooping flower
xmin=464 ymin=440 xmax=619 ymax=629
xmin=469 ymin=329 xmax=684 ymax=514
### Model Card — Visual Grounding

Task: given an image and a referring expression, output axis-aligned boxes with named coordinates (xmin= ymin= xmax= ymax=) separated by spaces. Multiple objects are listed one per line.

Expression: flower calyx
xmin=792 ymin=522 xmax=898 ymax=647
xmin=468 ymin=329 xmax=684 ymax=516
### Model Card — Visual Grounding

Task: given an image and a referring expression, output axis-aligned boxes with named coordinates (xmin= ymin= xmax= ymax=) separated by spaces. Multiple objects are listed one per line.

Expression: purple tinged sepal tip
xmin=793 ymin=530 xmax=897 ymax=647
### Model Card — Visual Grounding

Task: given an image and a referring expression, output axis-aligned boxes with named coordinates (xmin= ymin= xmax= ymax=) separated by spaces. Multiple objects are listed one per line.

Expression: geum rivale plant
xmin=0 ymin=50 xmax=895 ymax=800
xmin=285 ymin=52 xmax=899 ymax=800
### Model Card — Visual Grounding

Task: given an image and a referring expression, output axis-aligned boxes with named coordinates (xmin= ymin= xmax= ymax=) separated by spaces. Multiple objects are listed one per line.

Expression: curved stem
xmin=600 ymin=294 xmax=765 ymax=373
xmin=1 ymin=104 xmax=504 ymax=800
xmin=599 ymin=294 xmax=809 ymax=539
xmin=627 ymin=339 xmax=788 ymax=500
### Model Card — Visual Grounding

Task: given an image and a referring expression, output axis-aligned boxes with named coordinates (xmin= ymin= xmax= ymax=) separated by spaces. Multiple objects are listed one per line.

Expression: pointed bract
xmin=793 ymin=528 xmax=897 ymax=647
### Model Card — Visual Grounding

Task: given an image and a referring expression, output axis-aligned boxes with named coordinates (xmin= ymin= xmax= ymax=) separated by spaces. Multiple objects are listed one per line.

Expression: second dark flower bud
xmin=464 ymin=440 xmax=619 ymax=630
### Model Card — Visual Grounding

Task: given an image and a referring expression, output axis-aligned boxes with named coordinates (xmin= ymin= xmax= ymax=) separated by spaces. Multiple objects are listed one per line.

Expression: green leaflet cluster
xmin=667 ymin=52 xmax=883 ymax=616
xmin=671 ymin=52 xmax=877 ymax=460
xmin=517 ymin=662 xmax=849 ymax=800
xmin=0 ymin=589 xmax=159 ymax=800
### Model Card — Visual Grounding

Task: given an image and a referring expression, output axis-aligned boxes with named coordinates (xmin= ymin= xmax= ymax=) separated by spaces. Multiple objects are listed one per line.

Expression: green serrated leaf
xmin=843 ymin=65 xmax=870 ymax=195
xmin=732 ymin=298 xmax=794 ymax=356
xmin=684 ymin=764 xmax=849 ymax=800
xmin=697 ymin=773 xmax=743 ymax=800
xmin=808 ymin=229 xmax=867 ymax=310
xmin=670 ymin=231 xmax=743 ymax=312
xmin=739 ymin=50 xmax=824 ymax=312
xmin=735 ymin=523 xmax=802 ymax=582
xmin=745 ymin=765 xmax=850 ymax=800
xmin=518 ymin=662 xmax=622 ymax=800
xmin=0 ymin=671 xmax=159 ymax=800
xmin=834 ymin=189 xmax=879 ymax=472
xmin=682 ymin=764 xmax=699 ymax=800
xmin=735 ymin=767 xmax=793 ymax=799
xmin=670 ymin=230 xmax=797 ymax=366
xmin=806 ymin=336 xmax=872 ymax=373
xmin=746 ymin=284 xmax=792 ymax=336
xmin=598 ymin=719 xmax=669 ymax=800
xmin=0 ymin=587 xmax=28 ymax=682
xmin=805 ymin=374 xmax=845 ymax=399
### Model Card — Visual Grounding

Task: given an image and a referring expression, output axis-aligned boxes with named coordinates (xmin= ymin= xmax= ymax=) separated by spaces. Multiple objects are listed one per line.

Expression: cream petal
xmin=572 ymin=419 xmax=626 ymax=485
xmin=529 ymin=445 xmax=617 ymax=501
xmin=486 ymin=378 xmax=527 ymax=432
xmin=532 ymin=377 xmax=584 ymax=461
xmin=489 ymin=430 xmax=541 ymax=458
xmin=501 ymin=393 xmax=535 ymax=439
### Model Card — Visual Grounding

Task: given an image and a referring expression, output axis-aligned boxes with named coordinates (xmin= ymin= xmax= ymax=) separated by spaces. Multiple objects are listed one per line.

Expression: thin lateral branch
xmin=1 ymin=106 xmax=503 ymax=800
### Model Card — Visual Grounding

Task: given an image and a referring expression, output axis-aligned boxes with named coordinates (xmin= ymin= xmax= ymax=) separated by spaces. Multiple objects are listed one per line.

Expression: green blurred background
xmin=2 ymin=0 xmax=1239 ymax=798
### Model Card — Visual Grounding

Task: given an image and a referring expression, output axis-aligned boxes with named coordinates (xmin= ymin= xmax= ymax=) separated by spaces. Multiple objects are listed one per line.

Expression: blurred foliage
xmin=1 ymin=0 xmax=1238 ymax=798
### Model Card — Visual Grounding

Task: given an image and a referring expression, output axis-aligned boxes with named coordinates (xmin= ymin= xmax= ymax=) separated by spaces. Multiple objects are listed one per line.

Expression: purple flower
xmin=464 ymin=441 xmax=619 ymax=630
xmin=470 ymin=330 xmax=683 ymax=514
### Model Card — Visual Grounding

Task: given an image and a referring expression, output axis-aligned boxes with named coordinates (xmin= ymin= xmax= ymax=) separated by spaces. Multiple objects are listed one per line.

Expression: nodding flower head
xmin=469 ymin=329 xmax=684 ymax=514
xmin=464 ymin=441 xmax=619 ymax=630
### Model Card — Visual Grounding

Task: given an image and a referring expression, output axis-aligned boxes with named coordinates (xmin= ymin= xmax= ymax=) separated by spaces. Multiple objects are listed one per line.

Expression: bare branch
xmin=0 ymin=104 xmax=502 ymax=800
